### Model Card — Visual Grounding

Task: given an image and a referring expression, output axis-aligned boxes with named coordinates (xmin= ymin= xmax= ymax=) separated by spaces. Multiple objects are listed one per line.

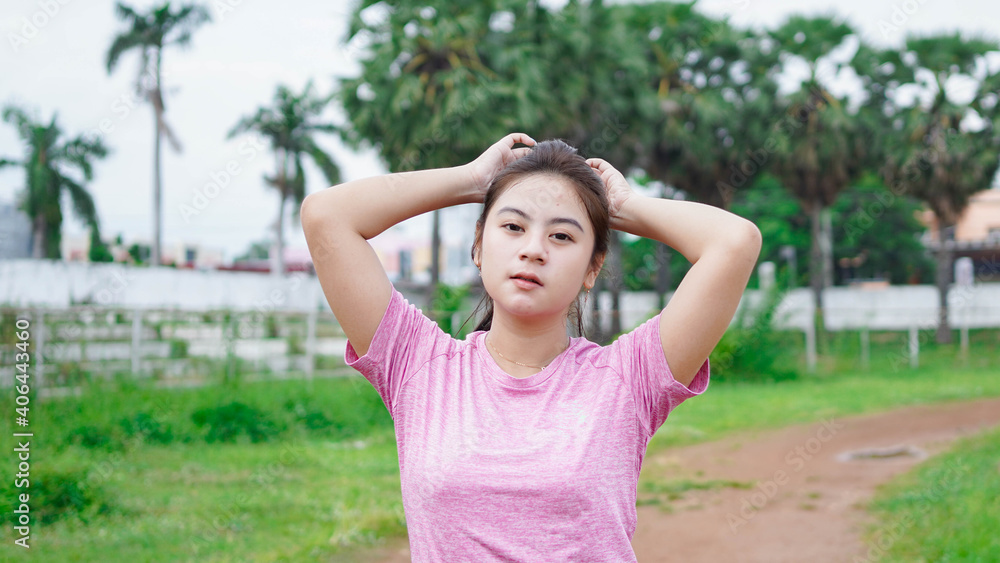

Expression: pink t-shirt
xmin=345 ymin=286 xmax=710 ymax=562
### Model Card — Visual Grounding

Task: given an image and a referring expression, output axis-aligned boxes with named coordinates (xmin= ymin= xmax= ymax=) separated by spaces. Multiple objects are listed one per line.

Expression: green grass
xmin=0 ymin=433 xmax=407 ymax=561
xmin=649 ymin=328 xmax=1000 ymax=451
xmin=861 ymin=426 xmax=1000 ymax=562
xmin=0 ymin=330 xmax=997 ymax=561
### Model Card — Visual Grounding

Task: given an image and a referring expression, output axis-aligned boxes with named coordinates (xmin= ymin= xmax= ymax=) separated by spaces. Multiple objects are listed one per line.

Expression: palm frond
xmin=302 ymin=137 xmax=341 ymax=186
xmin=60 ymin=173 xmax=100 ymax=230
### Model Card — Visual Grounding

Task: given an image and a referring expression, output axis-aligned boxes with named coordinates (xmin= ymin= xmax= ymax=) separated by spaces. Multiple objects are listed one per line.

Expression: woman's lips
xmin=511 ymin=275 xmax=542 ymax=289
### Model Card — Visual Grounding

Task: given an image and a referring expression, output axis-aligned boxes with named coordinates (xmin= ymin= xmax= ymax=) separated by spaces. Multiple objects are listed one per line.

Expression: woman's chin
xmin=493 ymin=298 xmax=570 ymax=321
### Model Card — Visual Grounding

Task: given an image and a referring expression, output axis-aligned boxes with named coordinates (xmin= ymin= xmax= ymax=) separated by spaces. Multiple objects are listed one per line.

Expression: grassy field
xmin=0 ymin=328 xmax=997 ymax=561
xmin=861 ymin=425 xmax=1000 ymax=562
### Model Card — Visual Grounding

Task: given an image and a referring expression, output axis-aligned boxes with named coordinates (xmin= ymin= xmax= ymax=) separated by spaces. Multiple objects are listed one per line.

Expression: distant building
xmin=922 ymin=189 xmax=1000 ymax=281
xmin=0 ymin=202 xmax=32 ymax=259
xmin=162 ymin=241 xmax=226 ymax=269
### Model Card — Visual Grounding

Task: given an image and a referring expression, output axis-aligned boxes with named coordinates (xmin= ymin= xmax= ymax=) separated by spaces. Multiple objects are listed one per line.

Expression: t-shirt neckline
xmin=473 ymin=331 xmax=576 ymax=388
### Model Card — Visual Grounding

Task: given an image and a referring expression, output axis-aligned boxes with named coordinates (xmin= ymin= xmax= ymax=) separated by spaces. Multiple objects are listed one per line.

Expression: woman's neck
xmin=485 ymin=311 xmax=571 ymax=377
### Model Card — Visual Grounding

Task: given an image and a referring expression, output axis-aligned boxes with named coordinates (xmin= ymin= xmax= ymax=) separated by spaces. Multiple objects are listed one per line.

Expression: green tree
xmin=228 ymin=81 xmax=341 ymax=276
xmin=626 ymin=5 xmax=781 ymax=209
xmin=88 ymin=229 xmax=114 ymax=263
xmin=875 ymin=33 xmax=1000 ymax=343
xmin=105 ymin=1 xmax=211 ymax=267
xmin=730 ymin=173 xmax=934 ymax=289
xmin=587 ymin=4 xmax=781 ymax=333
xmin=0 ymin=106 xmax=108 ymax=259
xmin=525 ymin=0 xmax=658 ymax=339
xmin=235 ymin=238 xmax=271 ymax=262
xmin=767 ymin=16 xmax=879 ymax=343
xmin=729 ymin=174 xmax=812 ymax=288
xmin=340 ymin=0 xmax=524 ymax=316
xmin=832 ymin=176 xmax=934 ymax=285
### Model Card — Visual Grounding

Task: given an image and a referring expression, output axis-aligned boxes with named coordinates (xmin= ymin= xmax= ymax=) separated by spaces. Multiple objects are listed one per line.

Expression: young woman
xmin=300 ymin=133 xmax=761 ymax=562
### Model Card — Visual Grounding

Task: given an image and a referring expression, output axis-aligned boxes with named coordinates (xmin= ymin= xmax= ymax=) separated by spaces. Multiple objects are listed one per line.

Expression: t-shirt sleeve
xmin=608 ymin=313 xmax=710 ymax=439
xmin=343 ymin=286 xmax=453 ymax=418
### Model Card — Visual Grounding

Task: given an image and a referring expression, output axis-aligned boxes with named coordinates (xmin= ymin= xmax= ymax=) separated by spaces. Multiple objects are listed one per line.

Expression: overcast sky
xmin=2 ymin=0 xmax=998 ymax=263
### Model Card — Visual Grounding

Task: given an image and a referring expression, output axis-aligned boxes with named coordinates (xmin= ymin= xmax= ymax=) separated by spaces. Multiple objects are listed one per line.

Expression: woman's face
xmin=475 ymin=173 xmax=602 ymax=322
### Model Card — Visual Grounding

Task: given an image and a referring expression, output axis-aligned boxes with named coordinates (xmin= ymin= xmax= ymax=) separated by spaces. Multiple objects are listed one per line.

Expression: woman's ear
xmin=472 ymin=223 xmax=484 ymax=268
xmin=585 ymin=252 xmax=606 ymax=289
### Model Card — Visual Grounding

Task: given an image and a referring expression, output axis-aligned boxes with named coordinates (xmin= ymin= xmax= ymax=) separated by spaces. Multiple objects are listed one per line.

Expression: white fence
xmin=2 ymin=260 xmax=998 ymax=384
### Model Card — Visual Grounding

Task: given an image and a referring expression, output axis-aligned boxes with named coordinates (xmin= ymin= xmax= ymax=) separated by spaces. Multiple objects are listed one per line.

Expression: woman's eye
xmin=502 ymin=223 xmax=523 ymax=232
xmin=553 ymin=233 xmax=573 ymax=242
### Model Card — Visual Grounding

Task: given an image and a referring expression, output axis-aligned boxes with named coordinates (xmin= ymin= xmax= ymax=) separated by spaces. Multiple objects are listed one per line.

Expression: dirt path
xmin=347 ymin=397 xmax=1000 ymax=562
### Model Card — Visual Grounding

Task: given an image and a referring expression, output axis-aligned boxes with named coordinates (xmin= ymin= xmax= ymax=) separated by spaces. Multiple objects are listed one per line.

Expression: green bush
xmin=191 ymin=401 xmax=281 ymax=443
xmin=65 ymin=424 xmax=120 ymax=451
xmin=169 ymin=338 xmax=188 ymax=359
xmin=118 ymin=412 xmax=174 ymax=445
xmin=283 ymin=398 xmax=335 ymax=432
xmin=432 ymin=282 xmax=472 ymax=337
xmin=709 ymin=286 xmax=798 ymax=382
xmin=1 ymin=468 xmax=116 ymax=526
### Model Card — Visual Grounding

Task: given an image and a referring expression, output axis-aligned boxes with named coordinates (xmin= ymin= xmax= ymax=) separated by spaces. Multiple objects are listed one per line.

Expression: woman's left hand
xmin=586 ymin=158 xmax=635 ymax=228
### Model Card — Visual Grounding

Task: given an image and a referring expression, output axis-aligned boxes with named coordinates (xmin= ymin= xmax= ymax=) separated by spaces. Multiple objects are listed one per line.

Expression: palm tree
xmin=0 ymin=105 xmax=108 ymax=259
xmin=105 ymin=1 xmax=210 ymax=267
xmin=623 ymin=4 xmax=781 ymax=209
xmin=874 ymin=33 xmax=1000 ymax=343
xmin=767 ymin=16 xmax=878 ymax=343
xmin=228 ymin=81 xmax=342 ymax=276
xmin=340 ymin=0 xmax=518 ymax=316
xmin=523 ymin=0 xmax=655 ymax=340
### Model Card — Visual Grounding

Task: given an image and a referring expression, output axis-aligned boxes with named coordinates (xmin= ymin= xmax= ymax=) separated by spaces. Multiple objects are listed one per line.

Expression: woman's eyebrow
xmin=496 ymin=206 xmax=584 ymax=232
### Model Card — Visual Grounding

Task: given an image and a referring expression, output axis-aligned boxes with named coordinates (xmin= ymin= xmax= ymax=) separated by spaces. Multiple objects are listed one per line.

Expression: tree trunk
xmin=820 ymin=208 xmax=834 ymax=289
xmin=589 ymin=271 xmax=606 ymax=342
xmin=608 ymin=230 xmax=623 ymax=337
xmin=428 ymin=209 xmax=442 ymax=319
xmin=272 ymin=151 xmax=287 ymax=277
xmin=808 ymin=202 xmax=828 ymax=352
xmin=31 ymin=216 xmax=45 ymax=259
xmin=151 ymin=94 xmax=162 ymax=267
xmin=272 ymin=195 xmax=286 ymax=277
xmin=152 ymin=106 xmax=162 ymax=266
xmin=934 ymin=223 xmax=954 ymax=344
xmin=654 ymin=183 xmax=672 ymax=310
xmin=655 ymin=242 xmax=671 ymax=310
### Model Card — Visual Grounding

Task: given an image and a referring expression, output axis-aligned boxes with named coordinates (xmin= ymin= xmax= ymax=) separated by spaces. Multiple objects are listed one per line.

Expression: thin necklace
xmin=486 ymin=333 xmax=570 ymax=370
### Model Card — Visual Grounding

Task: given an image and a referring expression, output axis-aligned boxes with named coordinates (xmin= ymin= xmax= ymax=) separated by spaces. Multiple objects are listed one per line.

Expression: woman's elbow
xmin=742 ymin=219 xmax=763 ymax=259
xmin=724 ymin=219 xmax=762 ymax=266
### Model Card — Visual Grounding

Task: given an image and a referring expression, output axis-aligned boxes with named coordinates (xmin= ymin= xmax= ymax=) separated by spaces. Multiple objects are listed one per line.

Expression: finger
xmin=505 ymin=132 xmax=536 ymax=147
xmin=511 ymin=147 xmax=533 ymax=159
xmin=586 ymin=158 xmax=609 ymax=171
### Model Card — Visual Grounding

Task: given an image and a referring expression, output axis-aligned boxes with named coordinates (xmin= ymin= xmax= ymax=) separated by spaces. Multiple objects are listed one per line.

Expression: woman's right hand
xmin=464 ymin=133 xmax=536 ymax=201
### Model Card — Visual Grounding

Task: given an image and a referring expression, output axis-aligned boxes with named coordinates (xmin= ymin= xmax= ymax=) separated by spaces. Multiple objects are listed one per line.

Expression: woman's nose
xmin=520 ymin=233 xmax=547 ymax=262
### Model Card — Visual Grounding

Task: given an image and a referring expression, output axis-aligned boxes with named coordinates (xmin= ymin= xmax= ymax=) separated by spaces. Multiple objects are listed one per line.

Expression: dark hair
xmin=462 ymin=139 xmax=610 ymax=337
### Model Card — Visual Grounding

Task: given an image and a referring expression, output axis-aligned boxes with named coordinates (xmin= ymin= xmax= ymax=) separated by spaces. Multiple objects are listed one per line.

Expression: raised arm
xmin=300 ymin=133 xmax=536 ymax=357
xmin=588 ymin=158 xmax=762 ymax=388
